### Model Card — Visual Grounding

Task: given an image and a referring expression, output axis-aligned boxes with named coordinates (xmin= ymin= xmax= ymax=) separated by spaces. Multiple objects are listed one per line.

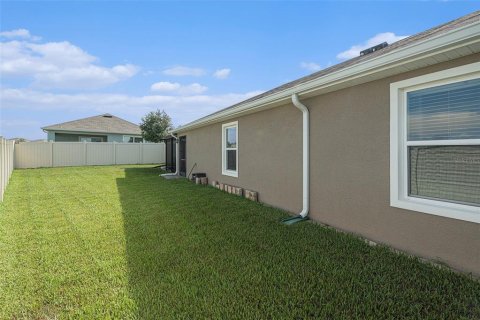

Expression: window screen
xmin=227 ymin=150 xmax=236 ymax=171
xmin=409 ymin=146 xmax=480 ymax=206
xmin=407 ymin=78 xmax=480 ymax=141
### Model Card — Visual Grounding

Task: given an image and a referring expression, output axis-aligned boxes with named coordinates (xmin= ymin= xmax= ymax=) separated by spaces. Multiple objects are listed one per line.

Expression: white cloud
xmin=162 ymin=66 xmax=205 ymax=77
xmin=178 ymin=83 xmax=208 ymax=95
xmin=151 ymin=81 xmax=181 ymax=92
xmin=0 ymin=37 xmax=138 ymax=89
xmin=213 ymin=68 xmax=231 ymax=79
xmin=0 ymin=29 xmax=40 ymax=41
xmin=0 ymin=88 xmax=263 ymax=127
xmin=150 ymin=81 xmax=208 ymax=95
xmin=31 ymin=64 xmax=138 ymax=89
xmin=300 ymin=62 xmax=322 ymax=72
xmin=336 ymin=32 xmax=409 ymax=60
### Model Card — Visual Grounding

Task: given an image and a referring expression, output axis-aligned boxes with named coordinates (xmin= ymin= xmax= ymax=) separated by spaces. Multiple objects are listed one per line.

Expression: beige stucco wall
xmin=185 ymin=104 xmax=303 ymax=213
xmin=182 ymin=53 xmax=480 ymax=275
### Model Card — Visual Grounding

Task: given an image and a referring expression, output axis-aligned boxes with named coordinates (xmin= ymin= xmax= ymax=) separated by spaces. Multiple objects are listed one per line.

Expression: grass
xmin=0 ymin=165 xmax=479 ymax=319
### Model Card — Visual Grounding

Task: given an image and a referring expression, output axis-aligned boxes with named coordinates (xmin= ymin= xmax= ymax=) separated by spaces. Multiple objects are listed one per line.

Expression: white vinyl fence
xmin=15 ymin=141 xmax=165 ymax=169
xmin=1 ymin=137 xmax=15 ymax=202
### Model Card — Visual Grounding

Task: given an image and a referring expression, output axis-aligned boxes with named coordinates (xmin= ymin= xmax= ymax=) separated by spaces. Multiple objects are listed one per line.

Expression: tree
xmin=140 ymin=109 xmax=173 ymax=143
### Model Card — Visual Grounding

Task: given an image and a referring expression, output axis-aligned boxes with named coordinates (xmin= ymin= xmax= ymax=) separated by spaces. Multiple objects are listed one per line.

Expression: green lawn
xmin=0 ymin=165 xmax=478 ymax=319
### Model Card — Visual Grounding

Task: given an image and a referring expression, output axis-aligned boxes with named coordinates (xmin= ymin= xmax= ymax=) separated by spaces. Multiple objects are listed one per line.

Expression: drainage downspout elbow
xmin=292 ymin=93 xmax=309 ymax=218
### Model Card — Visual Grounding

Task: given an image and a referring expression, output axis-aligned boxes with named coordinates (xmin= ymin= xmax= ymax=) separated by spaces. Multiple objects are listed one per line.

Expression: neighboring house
xmin=172 ymin=12 xmax=480 ymax=275
xmin=42 ymin=114 xmax=144 ymax=143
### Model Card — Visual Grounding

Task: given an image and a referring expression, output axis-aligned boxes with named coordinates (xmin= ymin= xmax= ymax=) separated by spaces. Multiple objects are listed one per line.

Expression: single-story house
xmin=42 ymin=113 xmax=144 ymax=143
xmin=172 ymin=11 xmax=480 ymax=275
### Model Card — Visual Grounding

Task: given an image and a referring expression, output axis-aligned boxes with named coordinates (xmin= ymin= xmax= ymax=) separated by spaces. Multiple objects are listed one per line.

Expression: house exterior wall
xmin=47 ymin=131 xmax=55 ymax=141
xmin=185 ymin=104 xmax=303 ymax=213
xmin=181 ymin=53 xmax=480 ymax=275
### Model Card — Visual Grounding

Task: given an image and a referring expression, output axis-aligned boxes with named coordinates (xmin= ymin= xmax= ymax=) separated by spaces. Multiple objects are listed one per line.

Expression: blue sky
xmin=1 ymin=1 xmax=478 ymax=140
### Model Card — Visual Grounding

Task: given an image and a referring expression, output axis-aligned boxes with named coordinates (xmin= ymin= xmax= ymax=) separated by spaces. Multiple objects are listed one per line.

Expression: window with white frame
xmin=79 ymin=136 xmax=104 ymax=142
xmin=390 ymin=62 xmax=480 ymax=223
xmin=123 ymin=136 xmax=144 ymax=143
xmin=222 ymin=121 xmax=238 ymax=177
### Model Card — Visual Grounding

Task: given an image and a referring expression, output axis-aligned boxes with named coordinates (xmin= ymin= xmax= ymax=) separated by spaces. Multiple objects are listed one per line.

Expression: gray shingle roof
xmin=42 ymin=114 xmax=141 ymax=135
xmin=179 ymin=11 xmax=480 ymax=128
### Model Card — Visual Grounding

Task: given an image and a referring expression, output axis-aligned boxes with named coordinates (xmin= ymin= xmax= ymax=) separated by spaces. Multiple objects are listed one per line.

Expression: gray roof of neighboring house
xmin=42 ymin=114 xmax=142 ymax=135
xmin=176 ymin=11 xmax=480 ymax=130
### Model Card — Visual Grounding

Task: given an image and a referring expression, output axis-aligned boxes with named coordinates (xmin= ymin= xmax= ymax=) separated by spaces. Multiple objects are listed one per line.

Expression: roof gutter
xmin=173 ymin=20 xmax=480 ymax=134
xmin=282 ymin=94 xmax=309 ymax=225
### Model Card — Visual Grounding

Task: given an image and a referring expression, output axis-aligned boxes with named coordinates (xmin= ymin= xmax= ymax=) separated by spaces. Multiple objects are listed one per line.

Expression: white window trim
xmin=390 ymin=62 xmax=480 ymax=224
xmin=222 ymin=121 xmax=238 ymax=178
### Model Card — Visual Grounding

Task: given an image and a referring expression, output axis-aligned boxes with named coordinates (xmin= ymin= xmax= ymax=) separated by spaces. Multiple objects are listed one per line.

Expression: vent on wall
xmin=360 ymin=42 xmax=388 ymax=56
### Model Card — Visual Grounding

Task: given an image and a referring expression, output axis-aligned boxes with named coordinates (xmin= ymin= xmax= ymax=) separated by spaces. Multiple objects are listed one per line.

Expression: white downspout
xmin=292 ymin=93 xmax=309 ymax=218
xmin=160 ymin=135 xmax=179 ymax=176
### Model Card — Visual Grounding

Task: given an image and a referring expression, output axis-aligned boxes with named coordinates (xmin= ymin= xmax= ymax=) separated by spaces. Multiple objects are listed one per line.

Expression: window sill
xmin=222 ymin=170 xmax=238 ymax=178
xmin=391 ymin=196 xmax=480 ymax=224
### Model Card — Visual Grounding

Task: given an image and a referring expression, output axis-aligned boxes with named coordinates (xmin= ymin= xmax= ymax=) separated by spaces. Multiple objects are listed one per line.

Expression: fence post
xmin=113 ymin=142 xmax=117 ymax=165
xmin=7 ymin=142 xmax=11 ymax=187
xmin=0 ymin=137 xmax=16 ymax=202
xmin=1 ymin=138 xmax=4 ymax=202
xmin=84 ymin=141 xmax=87 ymax=165
xmin=10 ymin=141 xmax=14 ymax=175
xmin=3 ymin=139 xmax=6 ymax=201
xmin=13 ymin=142 xmax=15 ymax=167
xmin=50 ymin=141 xmax=54 ymax=167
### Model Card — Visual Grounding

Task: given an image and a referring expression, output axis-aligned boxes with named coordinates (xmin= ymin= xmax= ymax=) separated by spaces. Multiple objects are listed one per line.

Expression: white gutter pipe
xmin=160 ymin=135 xmax=180 ymax=176
xmin=292 ymin=93 xmax=309 ymax=218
